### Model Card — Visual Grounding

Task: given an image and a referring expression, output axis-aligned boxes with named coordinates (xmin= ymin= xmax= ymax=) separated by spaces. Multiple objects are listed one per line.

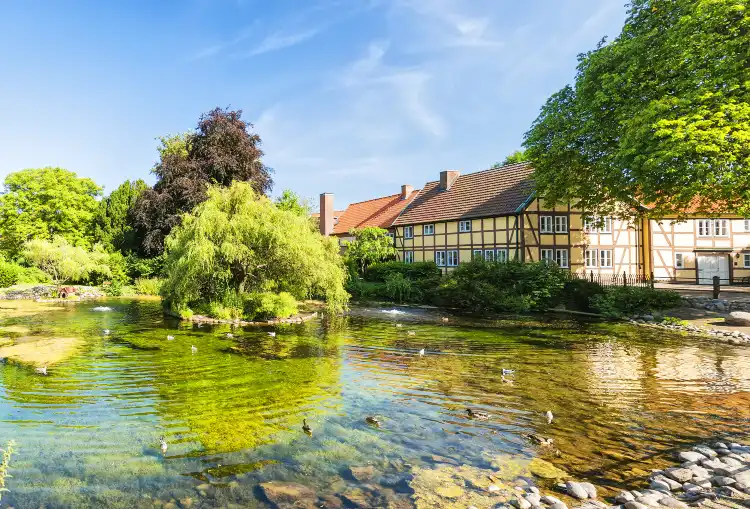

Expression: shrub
xmin=384 ymin=273 xmax=418 ymax=303
xmin=0 ymin=261 xmax=21 ymax=287
xmin=343 ymin=227 xmax=397 ymax=276
xmin=346 ymin=278 xmax=384 ymax=301
xmin=590 ymin=286 xmax=682 ymax=317
xmin=125 ymin=253 xmax=164 ymax=280
xmin=134 ymin=277 xmax=162 ymax=296
xmin=662 ymin=316 xmax=689 ymax=326
xmin=22 ymin=237 xmax=112 ymax=284
xmin=562 ymin=278 xmax=605 ymax=312
xmin=243 ymin=292 xmax=298 ymax=320
xmin=365 ymin=261 xmax=441 ymax=283
xmin=101 ymin=280 xmax=124 ymax=296
xmin=436 ymin=259 xmax=570 ymax=314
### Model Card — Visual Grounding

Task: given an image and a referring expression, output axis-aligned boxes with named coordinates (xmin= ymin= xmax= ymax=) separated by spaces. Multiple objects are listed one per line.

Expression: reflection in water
xmin=0 ymin=300 xmax=748 ymax=507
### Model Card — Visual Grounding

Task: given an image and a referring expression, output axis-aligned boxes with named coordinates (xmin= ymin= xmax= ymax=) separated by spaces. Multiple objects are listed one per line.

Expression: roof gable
xmin=393 ymin=162 xmax=535 ymax=225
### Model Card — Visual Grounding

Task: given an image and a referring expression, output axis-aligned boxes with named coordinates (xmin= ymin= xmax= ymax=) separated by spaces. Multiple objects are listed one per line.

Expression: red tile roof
xmin=333 ymin=191 xmax=420 ymax=235
xmin=393 ymin=163 xmax=535 ymax=225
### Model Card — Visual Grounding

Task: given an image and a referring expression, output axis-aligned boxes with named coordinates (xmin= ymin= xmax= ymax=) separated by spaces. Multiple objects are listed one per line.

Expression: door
xmin=697 ymin=254 xmax=729 ymax=284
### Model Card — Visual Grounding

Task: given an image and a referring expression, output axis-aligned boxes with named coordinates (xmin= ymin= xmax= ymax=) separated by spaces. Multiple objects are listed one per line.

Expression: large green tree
xmin=93 ymin=179 xmax=148 ymax=253
xmin=0 ymin=167 xmax=101 ymax=256
xmin=343 ymin=227 xmax=397 ymax=276
xmin=134 ymin=108 xmax=273 ymax=255
xmin=161 ymin=181 xmax=347 ymax=319
xmin=524 ymin=0 xmax=750 ymax=219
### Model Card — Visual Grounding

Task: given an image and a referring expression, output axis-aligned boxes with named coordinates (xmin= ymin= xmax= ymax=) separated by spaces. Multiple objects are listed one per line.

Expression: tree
xmin=93 ymin=179 xmax=149 ymax=253
xmin=343 ymin=227 xmax=397 ymax=276
xmin=524 ymin=0 xmax=750 ymax=219
xmin=500 ymin=150 xmax=528 ymax=166
xmin=161 ymin=181 xmax=348 ymax=319
xmin=0 ymin=168 xmax=102 ymax=257
xmin=23 ymin=237 xmax=111 ymax=284
xmin=134 ymin=108 xmax=273 ymax=255
xmin=275 ymin=189 xmax=311 ymax=217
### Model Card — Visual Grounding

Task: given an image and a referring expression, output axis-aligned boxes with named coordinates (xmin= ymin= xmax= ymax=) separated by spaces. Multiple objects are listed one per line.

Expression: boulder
xmin=624 ymin=502 xmax=649 ymax=509
xmin=580 ymin=482 xmax=597 ymax=499
xmin=511 ymin=497 xmax=532 ymax=509
xmin=725 ymin=311 xmax=750 ymax=326
xmin=658 ymin=497 xmax=689 ymax=509
xmin=678 ymin=451 xmax=707 ymax=463
xmin=615 ymin=492 xmax=635 ymax=504
xmin=711 ymin=476 xmax=736 ymax=487
xmin=735 ymin=469 xmax=750 ymax=486
xmin=565 ymin=481 xmax=590 ymax=500
xmin=650 ymin=479 xmax=672 ymax=491
xmin=693 ymin=446 xmax=718 ymax=458
xmin=664 ymin=468 xmax=694 ymax=483
xmin=259 ymin=482 xmax=316 ymax=508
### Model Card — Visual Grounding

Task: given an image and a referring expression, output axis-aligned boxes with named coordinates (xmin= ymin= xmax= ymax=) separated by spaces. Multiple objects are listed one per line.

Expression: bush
xmin=436 ymin=259 xmax=571 ymax=314
xmin=22 ymin=237 xmax=112 ymax=284
xmin=101 ymin=280 xmax=124 ymax=296
xmin=384 ymin=273 xmax=419 ymax=303
xmin=243 ymin=292 xmax=298 ymax=320
xmin=0 ymin=261 xmax=21 ymax=287
xmin=562 ymin=278 xmax=605 ymax=312
xmin=662 ymin=316 xmax=689 ymax=326
xmin=134 ymin=277 xmax=162 ymax=296
xmin=590 ymin=286 xmax=683 ymax=317
xmin=126 ymin=254 xmax=164 ymax=280
xmin=365 ymin=261 xmax=441 ymax=283
xmin=346 ymin=278 xmax=385 ymax=301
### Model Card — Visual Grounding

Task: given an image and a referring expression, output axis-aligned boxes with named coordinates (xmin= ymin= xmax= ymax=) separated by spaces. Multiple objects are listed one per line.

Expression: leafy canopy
xmin=23 ymin=237 xmax=112 ymax=284
xmin=498 ymin=150 xmax=528 ymax=167
xmin=161 ymin=181 xmax=348 ymax=319
xmin=0 ymin=167 xmax=101 ymax=256
xmin=134 ymin=108 xmax=273 ymax=255
xmin=343 ymin=227 xmax=397 ymax=276
xmin=524 ymin=0 xmax=750 ymax=219
xmin=275 ymin=189 xmax=311 ymax=217
xmin=93 ymin=179 xmax=148 ymax=253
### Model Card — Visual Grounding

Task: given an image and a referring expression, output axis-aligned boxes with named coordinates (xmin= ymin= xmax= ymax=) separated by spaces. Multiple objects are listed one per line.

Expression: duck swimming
xmin=267 ymin=332 xmax=276 ymax=337
xmin=226 ymin=333 xmax=233 ymax=338
xmin=466 ymin=408 xmax=490 ymax=420
xmin=302 ymin=419 xmax=312 ymax=435
xmin=365 ymin=416 xmax=381 ymax=427
xmin=418 ymin=348 xmax=425 ymax=356
xmin=191 ymin=345 xmax=197 ymax=353
xmin=502 ymin=368 xmax=515 ymax=375
xmin=546 ymin=410 xmax=554 ymax=424
xmin=525 ymin=433 xmax=554 ymax=447
xmin=35 ymin=366 xmax=48 ymax=376
xmin=167 ymin=335 xmax=174 ymax=341
xmin=407 ymin=331 xmax=416 ymax=336
xmin=103 ymin=329 xmax=110 ymax=335
xmin=159 ymin=436 xmax=168 ymax=454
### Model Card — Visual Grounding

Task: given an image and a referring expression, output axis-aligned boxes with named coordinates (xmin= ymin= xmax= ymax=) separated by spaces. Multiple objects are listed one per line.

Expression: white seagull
xmin=267 ymin=332 xmax=276 ymax=337
xmin=167 ymin=335 xmax=174 ymax=341
xmin=418 ymin=348 xmax=425 ymax=356
xmin=191 ymin=345 xmax=197 ymax=353
xmin=546 ymin=410 xmax=554 ymax=424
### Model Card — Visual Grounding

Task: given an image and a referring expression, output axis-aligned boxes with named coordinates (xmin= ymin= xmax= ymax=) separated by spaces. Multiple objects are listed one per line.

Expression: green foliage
xmin=0 ymin=261 xmax=51 ymax=288
xmin=22 ymin=237 xmax=112 ymax=284
xmin=161 ymin=181 xmax=348 ymax=320
xmin=343 ymin=227 xmax=397 ymax=276
xmin=275 ymin=189 xmax=311 ymax=217
xmin=101 ymin=280 xmax=124 ymax=297
xmin=499 ymin=150 xmax=528 ymax=166
xmin=134 ymin=108 xmax=274 ymax=255
xmin=590 ymin=287 xmax=683 ymax=317
xmin=662 ymin=316 xmax=689 ymax=326
xmin=562 ymin=279 xmax=605 ymax=312
xmin=524 ymin=0 xmax=750 ymax=219
xmin=125 ymin=253 xmax=164 ymax=280
xmin=345 ymin=278 xmax=384 ymax=301
xmin=365 ymin=261 xmax=442 ymax=283
xmin=133 ymin=277 xmax=162 ymax=296
xmin=384 ymin=273 xmax=417 ymax=303
xmin=243 ymin=292 xmax=298 ymax=320
xmin=15 ymin=266 xmax=51 ymax=285
xmin=437 ymin=259 xmax=571 ymax=314
xmin=93 ymin=179 xmax=148 ymax=253
xmin=0 ymin=167 xmax=102 ymax=257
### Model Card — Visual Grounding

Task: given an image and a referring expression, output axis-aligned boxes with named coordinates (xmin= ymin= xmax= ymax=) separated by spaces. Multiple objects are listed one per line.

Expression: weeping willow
xmin=161 ymin=182 xmax=348 ymax=319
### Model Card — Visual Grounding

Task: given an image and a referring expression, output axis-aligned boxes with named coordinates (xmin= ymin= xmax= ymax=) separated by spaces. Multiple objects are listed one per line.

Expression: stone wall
xmin=681 ymin=296 xmax=750 ymax=313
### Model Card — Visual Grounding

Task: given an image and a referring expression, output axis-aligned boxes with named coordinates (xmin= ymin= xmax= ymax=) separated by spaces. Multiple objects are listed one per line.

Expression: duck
xmin=191 ymin=345 xmax=197 ymax=353
xmin=502 ymin=368 xmax=515 ymax=375
xmin=365 ymin=416 xmax=381 ymax=427
xmin=546 ymin=410 xmax=554 ymax=424
xmin=35 ymin=365 xmax=48 ymax=376
xmin=226 ymin=333 xmax=234 ymax=338
xmin=466 ymin=408 xmax=490 ymax=420
xmin=167 ymin=335 xmax=175 ymax=341
xmin=267 ymin=332 xmax=276 ymax=337
xmin=302 ymin=419 xmax=312 ymax=435
xmin=103 ymin=329 xmax=110 ymax=335
xmin=395 ymin=323 xmax=403 ymax=328
xmin=159 ymin=436 xmax=168 ymax=454
xmin=525 ymin=433 xmax=554 ymax=447
xmin=407 ymin=331 xmax=416 ymax=336
xmin=441 ymin=317 xmax=449 ymax=323
xmin=418 ymin=348 xmax=425 ymax=356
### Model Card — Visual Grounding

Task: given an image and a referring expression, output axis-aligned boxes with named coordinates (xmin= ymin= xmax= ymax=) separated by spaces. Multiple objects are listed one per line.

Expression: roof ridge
xmin=343 ymin=190 xmax=419 ymax=207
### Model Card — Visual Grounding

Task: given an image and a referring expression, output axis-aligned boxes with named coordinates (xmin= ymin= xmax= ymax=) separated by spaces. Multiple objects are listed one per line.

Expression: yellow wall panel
xmin=436 ymin=223 xmax=446 ymax=234
xmin=472 ymin=232 xmax=482 ymax=244
xmin=446 ymin=234 xmax=458 ymax=246
xmin=424 ymin=236 xmax=434 ymax=247
xmin=446 ymin=222 xmax=457 ymax=234
xmin=414 ymin=251 xmax=424 ymax=262
xmin=459 ymin=233 xmax=470 ymax=245
xmin=495 ymin=230 xmax=508 ymax=243
xmin=472 ymin=219 xmax=482 ymax=232
xmin=483 ymin=232 xmax=494 ymax=244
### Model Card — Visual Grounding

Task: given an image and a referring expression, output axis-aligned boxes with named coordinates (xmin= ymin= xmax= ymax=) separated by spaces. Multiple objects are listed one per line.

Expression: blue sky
xmin=0 ymin=0 xmax=626 ymax=209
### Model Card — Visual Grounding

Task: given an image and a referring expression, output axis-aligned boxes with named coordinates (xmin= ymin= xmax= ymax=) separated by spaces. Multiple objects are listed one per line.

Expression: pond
xmin=0 ymin=299 xmax=749 ymax=508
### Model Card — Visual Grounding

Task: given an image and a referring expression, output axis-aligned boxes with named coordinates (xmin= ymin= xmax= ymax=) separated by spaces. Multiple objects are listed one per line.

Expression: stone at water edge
xmin=664 ymin=467 xmax=694 ymax=483
xmin=725 ymin=311 xmax=750 ymax=326
xmin=658 ymin=497 xmax=689 ymax=509
xmin=651 ymin=478 xmax=673 ymax=491
xmin=687 ymin=464 xmax=711 ymax=478
xmin=511 ymin=497 xmax=532 ymax=509
xmin=524 ymin=492 xmax=542 ymax=505
xmin=541 ymin=495 xmax=564 ymax=505
xmin=711 ymin=476 xmax=736 ymax=486
xmin=678 ymin=451 xmax=707 ymax=463
xmin=615 ymin=491 xmax=635 ymax=503
xmin=653 ymin=475 xmax=682 ymax=491
xmin=733 ymin=469 xmax=750 ymax=485
xmin=565 ymin=481 xmax=590 ymax=500
xmin=580 ymin=482 xmax=597 ymax=499
xmin=624 ymin=502 xmax=649 ymax=509
xmin=259 ymin=482 xmax=316 ymax=506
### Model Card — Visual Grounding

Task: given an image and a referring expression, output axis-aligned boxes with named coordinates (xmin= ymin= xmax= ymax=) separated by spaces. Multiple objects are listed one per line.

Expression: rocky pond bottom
xmin=0 ymin=299 xmax=749 ymax=508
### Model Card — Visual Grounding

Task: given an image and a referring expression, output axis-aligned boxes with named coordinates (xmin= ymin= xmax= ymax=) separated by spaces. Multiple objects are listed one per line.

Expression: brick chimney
xmin=319 ymin=193 xmax=334 ymax=236
xmin=439 ymin=170 xmax=460 ymax=191
xmin=400 ymin=185 xmax=413 ymax=200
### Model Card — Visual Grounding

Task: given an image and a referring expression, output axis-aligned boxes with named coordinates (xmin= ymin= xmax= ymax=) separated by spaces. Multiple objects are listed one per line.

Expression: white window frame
xmin=714 ymin=219 xmax=729 ymax=237
xmin=404 ymin=251 xmax=414 ymax=264
xmin=600 ymin=249 xmax=613 ymax=268
xmin=584 ymin=216 xmax=612 ymax=233
xmin=585 ymin=249 xmax=597 ymax=268
xmin=697 ymin=219 xmax=711 ymax=237
xmin=496 ymin=249 xmax=508 ymax=263
xmin=555 ymin=249 xmax=569 ymax=268
xmin=584 ymin=217 xmax=595 ymax=233
xmin=600 ymin=217 xmax=612 ymax=234
xmin=675 ymin=253 xmax=684 ymax=269
xmin=423 ymin=224 xmax=435 ymax=236
xmin=744 ymin=253 xmax=750 ymax=268
xmin=447 ymin=250 xmax=459 ymax=267
xmin=458 ymin=220 xmax=471 ymax=232
xmin=554 ymin=216 xmax=568 ymax=233
xmin=540 ymin=216 xmax=553 ymax=234
xmin=540 ymin=248 xmax=554 ymax=263
xmin=473 ymin=249 xmax=483 ymax=260
xmin=744 ymin=218 xmax=750 ymax=232
xmin=404 ymin=226 xmax=413 ymax=239
xmin=484 ymin=249 xmax=496 ymax=262
xmin=434 ymin=251 xmax=446 ymax=266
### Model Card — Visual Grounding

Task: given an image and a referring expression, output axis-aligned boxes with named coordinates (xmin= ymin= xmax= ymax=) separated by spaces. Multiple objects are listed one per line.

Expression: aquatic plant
xmin=0 ymin=440 xmax=16 ymax=501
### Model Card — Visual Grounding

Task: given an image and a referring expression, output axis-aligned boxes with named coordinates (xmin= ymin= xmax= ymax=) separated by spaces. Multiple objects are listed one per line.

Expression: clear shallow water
xmin=0 ymin=299 xmax=749 ymax=508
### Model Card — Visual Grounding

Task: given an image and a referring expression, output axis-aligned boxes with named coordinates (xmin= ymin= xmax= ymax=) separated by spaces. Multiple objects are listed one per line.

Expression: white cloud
xmin=237 ymin=28 xmax=322 ymax=58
